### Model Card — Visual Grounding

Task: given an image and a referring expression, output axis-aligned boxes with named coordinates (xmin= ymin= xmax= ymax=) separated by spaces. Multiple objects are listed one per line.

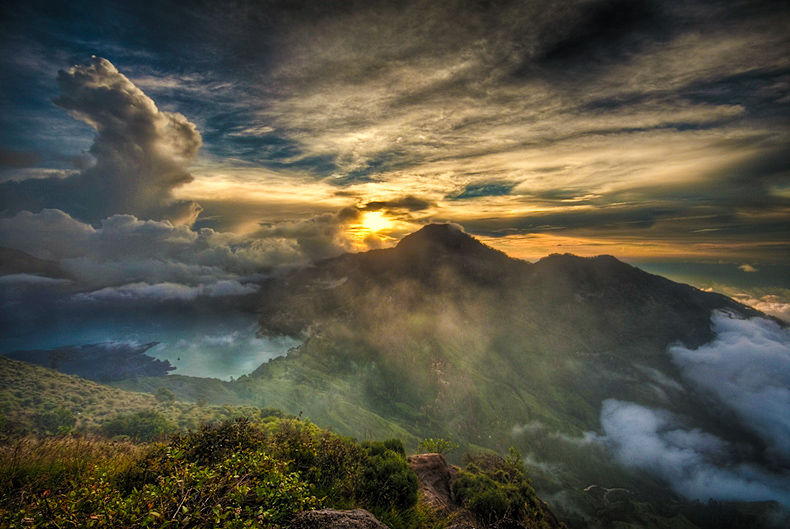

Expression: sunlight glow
xmin=360 ymin=211 xmax=391 ymax=233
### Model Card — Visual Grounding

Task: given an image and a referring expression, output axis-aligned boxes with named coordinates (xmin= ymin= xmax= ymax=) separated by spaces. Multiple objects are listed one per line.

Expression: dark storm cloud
xmin=462 ymin=203 xmax=678 ymax=234
xmin=533 ymin=0 xmax=668 ymax=66
xmin=0 ymin=149 xmax=40 ymax=168
xmin=361 ymin=195 xmax=434 ymax=212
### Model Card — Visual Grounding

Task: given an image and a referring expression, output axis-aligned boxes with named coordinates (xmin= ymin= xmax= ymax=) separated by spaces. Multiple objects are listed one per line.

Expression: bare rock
xmin=290 ymin=509 xmax=389 ymax=529
xmin=407 ymin=453 xmax=480 ymax=528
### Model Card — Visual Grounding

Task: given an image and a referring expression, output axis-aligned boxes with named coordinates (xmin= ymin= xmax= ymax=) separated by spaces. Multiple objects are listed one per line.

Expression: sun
xmin=360 ymin=211 xmax=392 ymax=233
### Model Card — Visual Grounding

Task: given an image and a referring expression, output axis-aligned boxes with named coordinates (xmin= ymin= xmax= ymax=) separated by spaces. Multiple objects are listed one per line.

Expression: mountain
xmin=99 ymin=224 xmax=787 ymax=527
xmin=249 ymin=223 xmax=759 ymax=438
xmin=3 ymin=342 xmax=175 ymax=381
xmin=0 ymin=245 xmax=72 ymax=280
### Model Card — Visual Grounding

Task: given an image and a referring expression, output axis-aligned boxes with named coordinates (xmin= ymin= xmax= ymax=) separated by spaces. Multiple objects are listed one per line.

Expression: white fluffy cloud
xmin=594 ymin=313 xmax=790 ymax=507
xmin=732 ymin=292 xmax=790 ymax=323
xmin=669 ymin=312 xmax=790 ymax=462
xmin=0 ymin=207 xmax=364 ymax=289
xmin=0 ymin=57 xmax=202 ymax=225
xmin=600 ymin=399 xmax=790 ymax=507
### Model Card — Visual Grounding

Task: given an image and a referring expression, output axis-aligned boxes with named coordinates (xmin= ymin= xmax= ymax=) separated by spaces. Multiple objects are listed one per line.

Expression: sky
xmin=1 ymin=0 xmax=789 ymax=360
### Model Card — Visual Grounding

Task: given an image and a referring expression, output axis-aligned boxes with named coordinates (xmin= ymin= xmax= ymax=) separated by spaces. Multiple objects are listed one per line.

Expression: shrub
xmin=100 ymin=409 xmax=177 ymax=442
xmin=173 ymin=417 xmax=264 ymax=465
xmin=418 ymin=437 xmax=459 ymax=455
xmin=32 ymin=406 xmax=75 ymax=435
xmin=155 ymin=387 xmax=175 ymax=404
xmin=3 ymin=440 xmax=319 ymax=528
xmin=357 ymin=440 xmax=419 ymax=511
xmin=453 ymin=448 xmax=545 ymax=527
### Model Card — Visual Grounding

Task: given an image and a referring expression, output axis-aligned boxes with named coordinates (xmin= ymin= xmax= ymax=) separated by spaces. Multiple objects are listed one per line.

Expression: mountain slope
xmin=241 ymin=223 xmax=785 ymax=525
xmin=252 ymin=224 xmax=758 ymax=443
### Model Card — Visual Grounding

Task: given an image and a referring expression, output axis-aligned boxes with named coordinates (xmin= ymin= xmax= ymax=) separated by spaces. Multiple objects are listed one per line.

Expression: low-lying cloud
xmin=732 ymin=292 xmax=790 ymax=323
xmin=0 ymin=207 xmax=367 ymax=289
xmin=74 ymin=280 xmax=259 ymax=303
xmin=594 ymin=312 xmax=790 ymax=507
xmin=669 ymin=312 xmax=790 ymax=462
xmin=600 ymin=399 xmax=790 ymax=507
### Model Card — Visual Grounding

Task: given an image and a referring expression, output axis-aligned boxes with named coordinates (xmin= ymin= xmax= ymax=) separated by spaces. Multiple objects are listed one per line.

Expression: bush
xmin=453 ymin=448 xmax=545 ymax=527
xmin=418 ymin=437 xmax=459 ymax=455
xmin=172 ymin=417 xmax=263 ymax=465
xmin=155 ymin=387 xmax=175 ymax=403
xmin=0 ymin=418 xmax=436 ymax=529
xmin=357 ymin=440 xmax=419 ymax=511
xmin=32 ymin=406 xmax=75 ymax=435
xmin=3 ymin=440 xmax=319 ymax=528
xmin=100 ymin=409 xmax=177 ymax=442
xmin=268 ymin=419 xmax=364 ymax=506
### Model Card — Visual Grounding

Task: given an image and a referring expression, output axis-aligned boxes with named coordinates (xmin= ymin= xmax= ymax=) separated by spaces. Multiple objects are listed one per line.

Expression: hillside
xmin=0 ymin=356 xmax=565 ymax=529
xmin=0 ymin=356 xmax=281 ymax=438
xmin=0 ymin=245 xmax=72 ymax=280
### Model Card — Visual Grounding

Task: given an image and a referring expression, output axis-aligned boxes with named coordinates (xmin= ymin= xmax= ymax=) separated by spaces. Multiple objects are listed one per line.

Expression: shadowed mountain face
xmin=5 ymin=342 xmax=175 ymax=382
xmin=249 ymin=224 xmax=790 ymax=524
xmin=258 ymin=223 xmax=753 ymax=354
xmin=4 ymin=342 xmax=174 ymax=381
xmin=0 ymin=246 xmax=72 ymax=280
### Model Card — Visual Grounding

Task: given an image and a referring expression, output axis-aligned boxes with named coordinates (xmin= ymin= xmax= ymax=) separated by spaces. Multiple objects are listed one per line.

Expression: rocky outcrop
xmin=407 ymin=453 xmax=563 ymax=529
xmin=408 ymin=453 xmax=479 ymax=528
xmin=290 ymin=508 xmax=389 ymax=529
xmin=407 ymin=453 xmax=456 ymax=513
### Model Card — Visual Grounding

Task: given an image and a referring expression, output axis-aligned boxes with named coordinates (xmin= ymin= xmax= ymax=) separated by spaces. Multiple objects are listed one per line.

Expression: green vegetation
xmin=155 ymin=387 xmax=175 ymax=404
xmin=0 ymin=418 xmax=436 ymax=529
xmin=0 ymin=356 xmax=293 ymax=441
xmin=32 ymin=406 xmax=76 ymax=436
xmin=453 ymin=448 xmax=548 ymax=527
xmin=418 ymin=437 xmax=459 ymax=455
xmin=100 ymin=409 xmax=178 ymax=442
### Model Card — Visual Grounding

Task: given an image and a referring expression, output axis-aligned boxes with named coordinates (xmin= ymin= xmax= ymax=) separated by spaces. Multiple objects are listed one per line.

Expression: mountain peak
xmin=394 ymin=223 xmax=508 ymax=262
xmin=395 ymin=223 xmax=473 ymax=251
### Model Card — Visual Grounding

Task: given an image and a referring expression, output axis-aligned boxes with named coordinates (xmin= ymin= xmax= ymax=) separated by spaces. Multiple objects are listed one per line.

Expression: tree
xmin=155 ymin=387 xmax=175 ymax=404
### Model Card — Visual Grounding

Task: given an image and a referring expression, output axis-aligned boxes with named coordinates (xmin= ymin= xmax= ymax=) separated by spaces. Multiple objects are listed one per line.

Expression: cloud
xmin=73 ymin=280 xmax=258 ymax=303
xmin=360 ymin=195 xmax=434 ymax=213
xmin=512 ymin=420 xmax=602 ymax=447
xmin=0 ymin=148 xmax=39 ymax=168
xmin=0 ymin=57 xmax=202 ymax=225
xmin=448 ymin=183 xmax=516 ymax=200
xmin=595 ymin=313 xmax=790 ymax=506
xmin=733 ymin=293 xmax=790 ymax=324
xmin=254 ymin=206 xmax=364 ymax=261
xmin=669 ymin=312 xmax=790 ymax=462
xmin=0 ymin=206 xmax=368 ymax=288
xmin=599 ymin=399 xmax=790 ymax=507
xmin=0 ymin=274 xmax=71 ymax=287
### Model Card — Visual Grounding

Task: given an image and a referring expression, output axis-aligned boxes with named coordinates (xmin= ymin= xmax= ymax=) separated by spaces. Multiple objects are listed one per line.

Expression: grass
xmin=0 ymin=435 xmax=144 ymax=509
xmin=0 ymin=418 xmax=459 ymax=529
